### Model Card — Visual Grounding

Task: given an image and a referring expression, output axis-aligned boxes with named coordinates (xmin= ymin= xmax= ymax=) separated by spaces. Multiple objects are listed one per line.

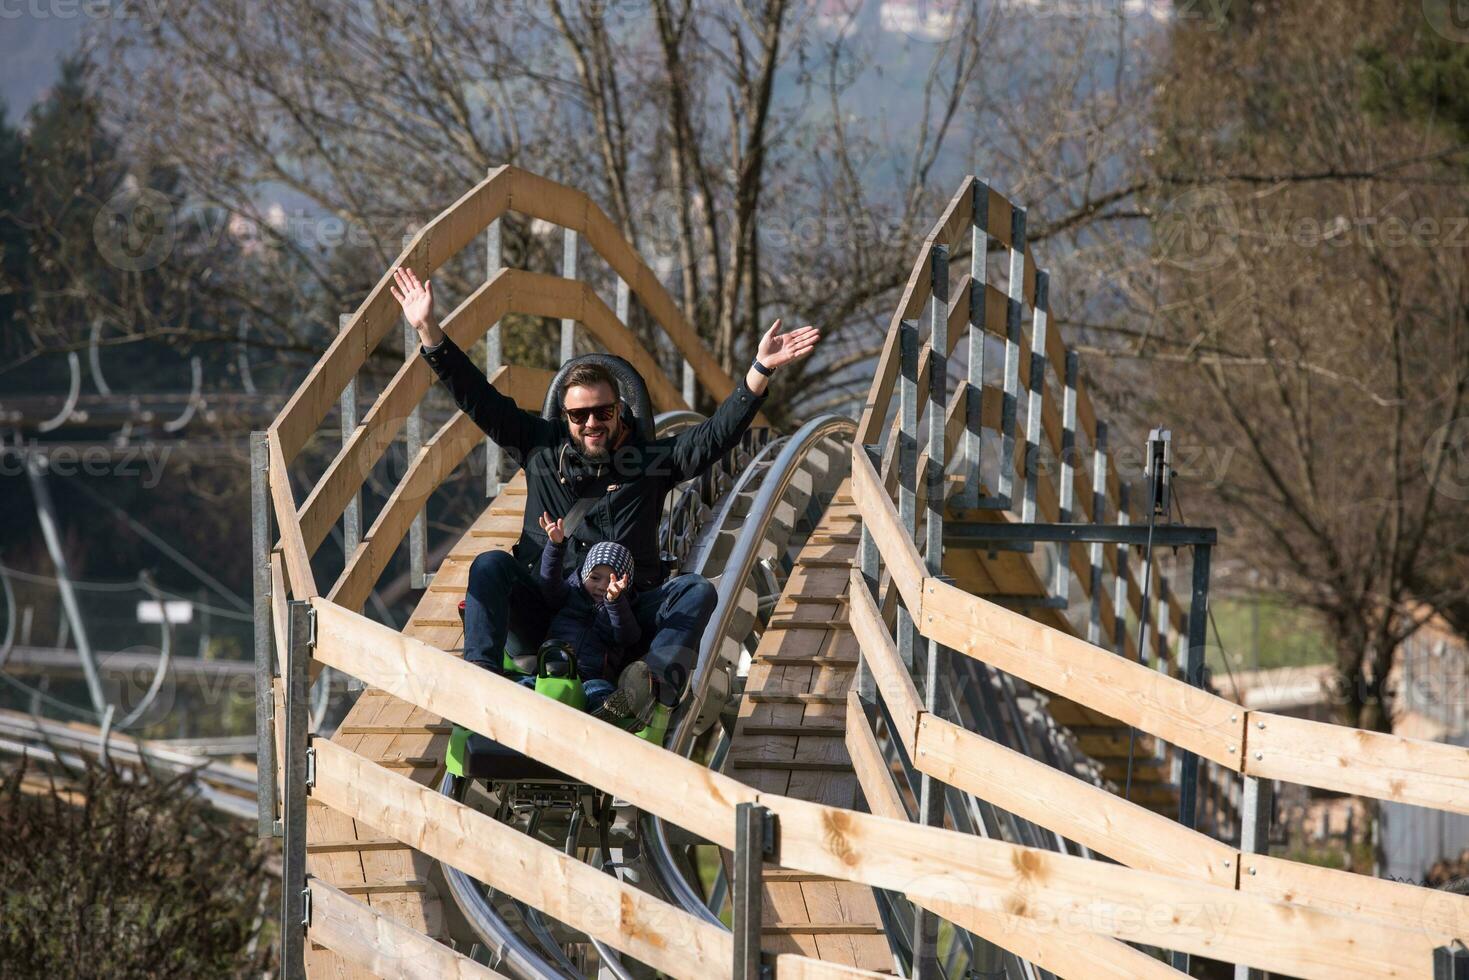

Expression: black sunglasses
xmin=565 ymin=402 xmax=617 ymax=425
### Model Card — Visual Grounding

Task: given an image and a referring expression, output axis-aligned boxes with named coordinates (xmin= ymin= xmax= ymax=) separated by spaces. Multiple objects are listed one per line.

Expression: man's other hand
xmin=757 ymin=318 xmax=820 ymax=370
xmin=390 ymin=267 xmax=445 ymax=347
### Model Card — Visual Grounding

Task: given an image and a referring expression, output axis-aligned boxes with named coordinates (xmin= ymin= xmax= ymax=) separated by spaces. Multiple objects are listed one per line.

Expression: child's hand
xmin=539 ymin=511 xmax=565 ymax=544
xmin=605 ymin=573 xmax=630 ymax=602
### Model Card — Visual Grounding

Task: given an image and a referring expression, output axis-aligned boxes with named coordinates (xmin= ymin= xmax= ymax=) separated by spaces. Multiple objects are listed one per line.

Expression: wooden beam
xmin=1244 ymin=710 xmax=1469 ymax=815
xmin=920 ymin=577 xmax=1245 ymax=770
xmin=308 ymin=877 xmax=509 ymax=980
xmin=846 ymin=570 xmax=921 ymax=758
xmin=849 ymin=444 xmax=924 ymax=615
xmin=311 ymin=738 xmax=729 ymax=978
xmin=843 ymin=693 xmax=1186 ymax=980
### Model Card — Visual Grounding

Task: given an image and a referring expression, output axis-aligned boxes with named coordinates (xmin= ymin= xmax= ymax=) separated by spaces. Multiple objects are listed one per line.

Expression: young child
xmin=535 ymin=513 xmax=655 ymax=726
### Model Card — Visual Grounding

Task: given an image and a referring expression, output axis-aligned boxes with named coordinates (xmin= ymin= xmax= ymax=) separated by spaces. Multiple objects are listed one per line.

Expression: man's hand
xmin=746 ymin=318 xmax=821 ymax=394
xmin=605 ymin=573 xmax=630 ymax=602
xmin=538 ymin=511 xmax=565 ymax=544
xmin=390 ymin=267 xmax=445 ymax=348
xmin=756 ymin=318 xmax=821 ymax=370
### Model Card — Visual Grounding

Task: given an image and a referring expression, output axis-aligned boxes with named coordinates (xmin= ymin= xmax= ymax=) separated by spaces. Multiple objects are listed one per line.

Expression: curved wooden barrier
xmin=303 ymin=595 xmax=1452 ymax=979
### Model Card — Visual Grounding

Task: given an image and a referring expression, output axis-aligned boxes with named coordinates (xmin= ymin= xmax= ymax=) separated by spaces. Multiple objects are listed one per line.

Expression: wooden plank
xmin=1244 ymin=710 xmax=1469 ymax=814
xmin=849 ymin=446 xmax=924 ymax=613
xmin=330 ymin=411 xmax=485 ymax=612
xmin=310 ymin=838 xmax=412 ymax=854
xmin=921 ymin=577 xmax=1245 ymax=769
xmin=311 ymin=739 xmax=727 ymax=979
xmin=748 ymin=693 xmax=847 ymax=706
xmin=272 ymin=168 xmax=513 ymax=465
xmin=1243 ymin=853 xmax=1469 ymax=946
xmin=308 ymin=878 xmax=509 ymax=980
xmin=845 ymin=570 xmax=921 ymax=758
xmin=915 ymin=713 xmax=1237 ymax=888
xmin=844 ymin=693 xmax=1185 ymax=980
xmin=268 ymin=437 xmax=318 ymax=598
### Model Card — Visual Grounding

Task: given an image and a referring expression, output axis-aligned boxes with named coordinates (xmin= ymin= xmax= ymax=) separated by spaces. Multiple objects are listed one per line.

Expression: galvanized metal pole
xmin=996 ymin=207 xmax=1025 ymax=510
xmin=1020 ymin=269 xmax=1049 ymax=525
xmin=561 ymin=228 xmax=577 ymax=364
xmin=732 ymin=802 xmax=774 ymax=980
xmin=1434 ymin=941 xmax=1469 ymax=980
xmin=1087 ymin=422 xmax=1108 ymax=647
xmin=280 ymin=600 xmax=314 ymax=979
xmin=250 ymin=432 xmax=280 ymax=838
xmin=857 ymin=443 xmax=882 ymax=702
xmin=913 ymin=244 xmax=949 ymax=980
xmin=683 ymin=361 xmax=695 ymax=408
xmin=1178 ymin=545 xmax=1210 ymax=832
xmin=1054 ymin=346 xmax=1077 ymax=606
xmin=338 ymin=314 xmax=361 ymax=557
xmin=958 ymin=180 xmax=989 ymax=510
xmin=25 ymin=454 xmax=107 ymax=715
xmin=1113 ymin=483 xmax=1131 ymax=657
xmin=616 ymin=276 xmax=630 ymax=326
xmin=404 ymin=316 xmax=428 ymax=589
xmin=896 ymin=320 xmax=920 ymax=672
xmin=1234 ymin=775 xmax=1275 ymax=980
xmin=486 ymin=209 xmax=504 ymax=499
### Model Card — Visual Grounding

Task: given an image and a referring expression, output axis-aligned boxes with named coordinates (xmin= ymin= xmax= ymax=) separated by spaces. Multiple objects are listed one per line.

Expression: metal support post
xmin=895 ymin=320 xmax=920 ymax=673
xmin=1233 ymin=774 xmax=1276 ymax=980
xmin=996 ymin=206 xmax=1025 ymax=509
xmin=1435 ymin=942 xmax=1469 ymax=980
xmin=1087 ymin=422 xmax=1108 ymax=647
xmin=857 ymin=447 xmax=882 ymax=702
xmin=1113 ymin=484 xmax=1131 ymax=657
xmin=250 ymin=432 xmax=280 ymax=838
xmin=1178 ymin=544 xmax=1211 ymax=834
xmin=1053 ymin=345 xmax=1077 ymax=606
xmin=616 ymin=276 xmax=630 ymax=325
xmin=561 ymin=228 xmax=578 ymax=363
xmin=404 ymin=317 xmax=428 ymax=589
xmin=958 ymin=179 xmax=990 ymax=509
xmin=1020 ymin=269 xmax=1049 ymax=524
xmin=337 ymin=314 xmax=361 ymax=557
xmin=914 ymin=245 xmax=949 ymax=979
xmin=486 ymin=209 xmax=504 ymax=498
xmin=683 ymin=361 xmax=696 ymax=409
xmin=732 ymin=802 xmax=777 ymax=980
xmin=280 ymin=600 xmax=315 ymax=979
xmin=25 ymin=454 xmax=107 ymax=715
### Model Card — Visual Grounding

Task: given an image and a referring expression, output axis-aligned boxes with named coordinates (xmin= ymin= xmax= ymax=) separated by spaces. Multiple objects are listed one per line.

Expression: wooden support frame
xmin=304 ymin=595 xmax=1447 ymax=979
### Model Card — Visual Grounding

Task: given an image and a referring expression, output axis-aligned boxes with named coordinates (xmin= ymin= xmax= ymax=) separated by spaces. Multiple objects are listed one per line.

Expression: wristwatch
xmin=751 ymin=357 xmax=774 ymax=377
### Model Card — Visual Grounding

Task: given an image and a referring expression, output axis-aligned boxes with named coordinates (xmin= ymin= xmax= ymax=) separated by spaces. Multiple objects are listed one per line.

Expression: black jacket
xmin=421 ymin=335 xmax=766 ymax=589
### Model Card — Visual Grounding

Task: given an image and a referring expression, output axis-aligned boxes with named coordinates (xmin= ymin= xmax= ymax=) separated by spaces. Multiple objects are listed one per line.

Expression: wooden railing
xmin=848 ymin=441 xmax=1469 ymax=976
xmin=293 ymin=593 xmax=1459 ymax=979
xmin=857 ymin=177 xmax=1187 ymax=667
xmin=262 ymin=166 xmax=753 ymax=610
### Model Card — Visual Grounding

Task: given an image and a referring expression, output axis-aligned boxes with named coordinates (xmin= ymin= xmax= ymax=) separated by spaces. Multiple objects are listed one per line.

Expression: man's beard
xmin=571 ymin=422 xmax=616 ymax=461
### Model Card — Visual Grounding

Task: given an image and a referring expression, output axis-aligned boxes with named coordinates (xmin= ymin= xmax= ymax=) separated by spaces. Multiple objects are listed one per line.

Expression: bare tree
xmin=1067 ymin=0 xmax=1469 ymax=731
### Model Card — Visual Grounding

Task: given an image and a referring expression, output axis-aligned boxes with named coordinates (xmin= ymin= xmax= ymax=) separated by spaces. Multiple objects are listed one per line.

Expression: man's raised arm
xmin=669 ymin=318 xmax=821 ymax=482
xmin=391 ymin=266 xmax=553 ymax=459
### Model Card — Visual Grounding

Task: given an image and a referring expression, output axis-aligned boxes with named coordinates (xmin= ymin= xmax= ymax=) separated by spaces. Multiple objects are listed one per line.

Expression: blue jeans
xmin=465 ymin=550 xmax=717 ymax=706
xmin=517 ymin=675 xmax=615 ymax=713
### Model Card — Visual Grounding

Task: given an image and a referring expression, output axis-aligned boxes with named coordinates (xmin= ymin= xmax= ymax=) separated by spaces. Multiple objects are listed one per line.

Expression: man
xmin=390 ymin=265 xmax=820 ymax=717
